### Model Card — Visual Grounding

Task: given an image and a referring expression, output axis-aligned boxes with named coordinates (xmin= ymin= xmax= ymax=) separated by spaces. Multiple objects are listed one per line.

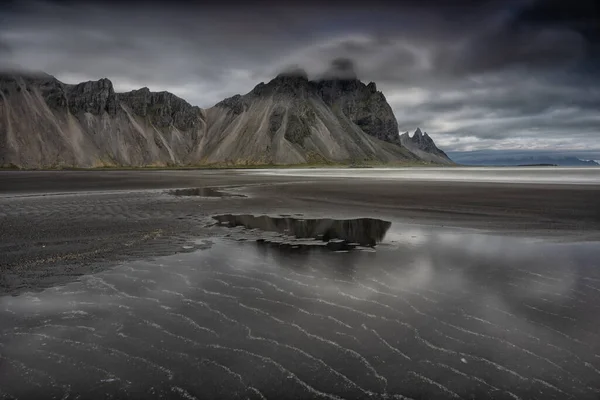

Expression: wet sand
xmin=2 ymin=170 xmax=600 ymax=295
xmin=1 ymin=169 xmax=600 ymax=399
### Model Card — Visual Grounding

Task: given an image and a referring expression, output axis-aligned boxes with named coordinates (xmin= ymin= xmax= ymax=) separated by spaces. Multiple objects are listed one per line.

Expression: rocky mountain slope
xmin=0 ymin=69 xmax=448 ymax=168
xmin=400 ymin=128 xmax=453 ymax=165
xmin=0 ymin=73 xmax=205 ymax=168
xmin=202 ymin=69 xmax=415 ymax=165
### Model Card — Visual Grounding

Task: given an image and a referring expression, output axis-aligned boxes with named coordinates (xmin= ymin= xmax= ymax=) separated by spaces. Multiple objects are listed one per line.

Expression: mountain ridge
xmin=400 ymin=128 xmax=453 ymax=165
xmin=0 ymin=70 xmax=451 ymax=168
xmin=0 ymin=73 xmax=206 ymax=167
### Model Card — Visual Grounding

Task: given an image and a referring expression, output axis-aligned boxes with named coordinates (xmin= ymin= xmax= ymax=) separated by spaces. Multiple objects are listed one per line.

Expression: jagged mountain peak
xmin=219 ymin=69 xmax=314 ymax=103
xmin=366 ymin=82 xmax=377 ymax=93
xmin=213 ymin=68 xmax=399 ymax=144
xmin=221 ymin=61 xmax=383 ymax=108
xmin=409 ymin=128 xmax=437 ymax=146
xmin=275 ymin=67 xmax=309 ymax=81
xmin=91 ymin=77 xmax=113 ymax=86
xmin=129 ymin=86 xmax=151 ymax=94
xmin=399 ymin=127 xmax=453 ymax=165
xmin=65 ymin=77 xmax=117 ymax=115
xmin=405 ymin=128 xmax=437 ymax=148
xmin=262 ymin=71 xmax=312 ymax=95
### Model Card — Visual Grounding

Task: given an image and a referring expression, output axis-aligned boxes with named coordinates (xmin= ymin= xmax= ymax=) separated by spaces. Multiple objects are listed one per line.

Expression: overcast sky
xmin=1 ymin=0 xmax=598 ymax=151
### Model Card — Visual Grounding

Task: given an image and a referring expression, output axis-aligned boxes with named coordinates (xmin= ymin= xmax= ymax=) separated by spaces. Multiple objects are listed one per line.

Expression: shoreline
xmin=4 ymin=162 xmax=599 ymax=172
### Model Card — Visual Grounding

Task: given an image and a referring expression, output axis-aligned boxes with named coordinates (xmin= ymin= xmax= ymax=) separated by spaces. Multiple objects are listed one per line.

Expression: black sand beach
xmin=1 ymin=169 xmax=600 ymax=399
xmin=2 ymin=169 xmax=599 ymax=295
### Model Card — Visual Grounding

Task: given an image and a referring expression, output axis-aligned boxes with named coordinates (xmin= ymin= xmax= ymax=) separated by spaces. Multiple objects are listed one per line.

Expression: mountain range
xmin=448 ymin=151 xmax=600 ymax=167
xmin=0 ymin=68 xmax=452 ymax=168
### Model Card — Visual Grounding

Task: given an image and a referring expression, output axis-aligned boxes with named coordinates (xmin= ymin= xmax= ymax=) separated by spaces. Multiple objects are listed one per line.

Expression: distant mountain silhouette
xmin=449 ymin=151 xmax=600 ymax=167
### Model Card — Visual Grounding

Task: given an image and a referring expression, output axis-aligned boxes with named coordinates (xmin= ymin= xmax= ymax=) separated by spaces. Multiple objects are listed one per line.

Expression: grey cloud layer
xmin=1 ymin=0 xmax=598 ymax=151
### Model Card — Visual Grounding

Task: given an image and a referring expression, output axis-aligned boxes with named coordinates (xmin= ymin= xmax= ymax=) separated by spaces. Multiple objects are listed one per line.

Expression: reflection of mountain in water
xmin=168 ymin=187 xmax=245 ymax=197
xmin=213 ymin=214 xmax=391 ymax=250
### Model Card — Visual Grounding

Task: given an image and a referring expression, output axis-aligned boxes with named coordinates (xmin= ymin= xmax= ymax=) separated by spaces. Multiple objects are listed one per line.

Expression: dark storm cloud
xmin=0 ymin=40 xmax=10 ymax=56
xmin=406 ymin=75 xmax=600 ymax=118
xmin=515 ymin=0 xmax=600 ymax=42
xmin=0 ymin=0 xmax=599 ymax=150
xmin=438 ymin=28 xmax=586 ymax=76
xmin=392 ymin=65 xmax=600 ymax=151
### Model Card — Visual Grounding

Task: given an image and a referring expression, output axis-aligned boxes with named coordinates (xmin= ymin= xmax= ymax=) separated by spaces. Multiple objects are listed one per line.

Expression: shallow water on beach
xmin=1 ymin=221 xmax=600 ymax=399
xmin=250 ymin=166 xmax=600 ymax=185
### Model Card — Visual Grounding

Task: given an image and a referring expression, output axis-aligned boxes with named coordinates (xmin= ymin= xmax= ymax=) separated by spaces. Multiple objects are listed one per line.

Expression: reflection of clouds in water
xmin=406 ymin=228 xmax=580 ymax=301
xmin=382 ymin=255 xmax=435 ymax=291
xmin=247 ymin=222 xmax=592 ymax=318
xmin=382 ymin=228 xmax=429 ymax=247
xmin=2 ymin=227 xmax=592 ymax=323
xmin=352 ymin=223 xmax=598 ymax=340
xmin=404 ymin=256 xmax=434 ymax=289
xmin=2 ymin=229 xmax=600 ymax=398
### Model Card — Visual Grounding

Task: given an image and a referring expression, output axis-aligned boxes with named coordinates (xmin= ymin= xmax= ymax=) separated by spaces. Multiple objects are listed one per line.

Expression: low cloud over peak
xmin=1 ymin=0 xmax=599 ymax=151
xmin=320 ymin=58 xmax=358 ymax=80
